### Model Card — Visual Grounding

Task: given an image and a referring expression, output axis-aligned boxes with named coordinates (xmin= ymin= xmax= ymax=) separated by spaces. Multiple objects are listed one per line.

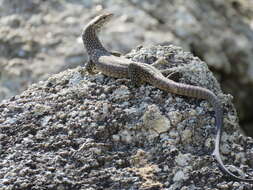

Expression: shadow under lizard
xmin=82 ymin=13 xmax=253 ymax=182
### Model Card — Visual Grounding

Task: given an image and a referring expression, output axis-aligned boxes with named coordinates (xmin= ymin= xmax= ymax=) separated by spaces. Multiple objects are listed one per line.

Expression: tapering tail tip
xmin=212 ymin=150 xmax=253 ymax=182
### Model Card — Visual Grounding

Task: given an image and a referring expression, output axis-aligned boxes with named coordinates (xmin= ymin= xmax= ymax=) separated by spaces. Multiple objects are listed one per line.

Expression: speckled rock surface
xmin=1 ymin=45 xmax=253 ymax=189
xmin=1 ymin=0 xmax=253 ymax=135
xmin=125 ymin=0 xmax=253 ymax=135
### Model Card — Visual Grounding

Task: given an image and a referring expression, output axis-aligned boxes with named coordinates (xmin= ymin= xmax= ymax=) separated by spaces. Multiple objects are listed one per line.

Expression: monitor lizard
xmin=82 ymin=12 xmax=253 ymax=182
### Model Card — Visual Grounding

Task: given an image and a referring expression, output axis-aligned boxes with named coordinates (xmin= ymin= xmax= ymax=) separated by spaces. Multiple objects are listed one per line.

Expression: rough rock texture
xmin=127 ymin=0 xmax=253 ymax=136
xmin=1 ymin=0 xmax=253 ymax=136
xmin=1 ymin=45 xmax=253 ymax=189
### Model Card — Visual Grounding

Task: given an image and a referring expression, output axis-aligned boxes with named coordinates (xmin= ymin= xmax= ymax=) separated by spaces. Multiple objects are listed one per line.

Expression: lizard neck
xmin=82 ymin=26 xmax=108 ymax=56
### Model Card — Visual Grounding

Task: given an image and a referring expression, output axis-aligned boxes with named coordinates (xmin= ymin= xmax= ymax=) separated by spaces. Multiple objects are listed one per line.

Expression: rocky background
xmin=1 ymin=0 xmax=253 ymax=189
xmin=1 ymin=43 xmax=253 ymax=189
xmin=1 ymin=0 xmax=253 ymax=136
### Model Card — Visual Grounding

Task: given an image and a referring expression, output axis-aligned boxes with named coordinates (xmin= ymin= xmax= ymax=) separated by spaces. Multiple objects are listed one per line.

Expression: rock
xmin=122 ymin=0 xmax=253 ymax=136
xmin=0 ymin=45 xmax=253 ymax=189
xmin=1 ymin=0 xmax=253 ymax=137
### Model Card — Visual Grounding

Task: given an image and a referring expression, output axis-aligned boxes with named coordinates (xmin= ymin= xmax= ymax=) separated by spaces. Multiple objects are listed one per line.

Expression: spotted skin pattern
xmin=82 ymin=13 xmax=253 ymax=182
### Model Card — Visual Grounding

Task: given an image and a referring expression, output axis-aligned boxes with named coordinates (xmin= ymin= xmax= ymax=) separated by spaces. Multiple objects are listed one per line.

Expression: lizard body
xmin=82 ymin=13 xmax=253 ymax=182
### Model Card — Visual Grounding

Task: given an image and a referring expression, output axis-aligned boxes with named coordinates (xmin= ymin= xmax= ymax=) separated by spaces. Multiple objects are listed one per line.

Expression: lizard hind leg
xmin=128 ymin=62 xmax=145 ymax=87
xmin=161 ymin=69 xmax=182 ymax=82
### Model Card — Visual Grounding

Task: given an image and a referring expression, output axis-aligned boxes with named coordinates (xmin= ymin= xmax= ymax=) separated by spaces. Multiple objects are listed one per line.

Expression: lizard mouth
xmin=94 ymin=13 xmax=114 ymax=31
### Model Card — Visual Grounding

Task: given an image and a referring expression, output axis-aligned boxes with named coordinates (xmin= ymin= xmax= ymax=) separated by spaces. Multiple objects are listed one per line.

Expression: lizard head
xmin=92 ymin=12 xmax=113 ymax=31
xmin=82 ymin=12 xmax=114 ymax=54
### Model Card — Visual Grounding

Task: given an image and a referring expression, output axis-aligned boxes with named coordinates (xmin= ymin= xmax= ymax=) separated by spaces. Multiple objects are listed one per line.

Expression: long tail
xmin=212 ymin=104 xmax=253 ymax=182
xmin=130 ymin=62 xmax=253 ymax=181
xmin=166 ymin=80 xmax=253 ymax=182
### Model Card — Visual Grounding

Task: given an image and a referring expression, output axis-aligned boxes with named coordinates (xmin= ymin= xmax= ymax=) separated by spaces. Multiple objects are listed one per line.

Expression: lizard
xmin=82 ymin=12 xmax=253 ymax=182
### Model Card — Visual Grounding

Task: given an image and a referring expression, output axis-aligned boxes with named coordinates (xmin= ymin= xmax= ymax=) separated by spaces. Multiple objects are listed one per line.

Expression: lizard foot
xmin=85 ymin=60 xmax=96 ymax=75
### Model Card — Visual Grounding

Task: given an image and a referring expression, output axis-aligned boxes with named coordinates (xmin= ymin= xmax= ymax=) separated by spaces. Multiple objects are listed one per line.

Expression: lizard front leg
xmin=85 ymin=59 xmax=96 ymax=75
xmin=110 ymin=51 xmax=122 ymax=57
